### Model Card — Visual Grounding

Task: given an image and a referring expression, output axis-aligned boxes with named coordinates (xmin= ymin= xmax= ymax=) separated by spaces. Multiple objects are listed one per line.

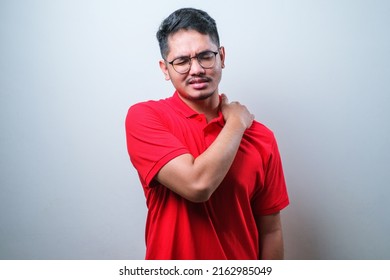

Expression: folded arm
xmin=155 ymin=94 xmax=254 ymax=202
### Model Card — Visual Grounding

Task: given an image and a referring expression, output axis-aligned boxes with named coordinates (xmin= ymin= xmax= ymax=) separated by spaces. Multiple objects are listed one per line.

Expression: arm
xmin=155 ymin=94 xmax=254 ymax=203
xmin=255 ymin=212 xmax=285 ymax=260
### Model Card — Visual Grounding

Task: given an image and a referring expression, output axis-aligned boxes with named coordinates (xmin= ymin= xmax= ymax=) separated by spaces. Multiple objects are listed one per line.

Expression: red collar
xmin=169 ymin=91 xmax=225 ymax=127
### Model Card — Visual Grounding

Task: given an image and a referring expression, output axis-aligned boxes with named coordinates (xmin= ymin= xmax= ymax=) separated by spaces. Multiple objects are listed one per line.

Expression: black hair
xmin=156 ymin=8 xmax=220 ymax=59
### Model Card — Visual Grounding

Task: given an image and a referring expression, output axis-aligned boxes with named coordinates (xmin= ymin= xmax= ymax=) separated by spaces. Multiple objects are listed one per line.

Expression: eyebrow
xmin=169 ymin=49 xmax=214 ymax=61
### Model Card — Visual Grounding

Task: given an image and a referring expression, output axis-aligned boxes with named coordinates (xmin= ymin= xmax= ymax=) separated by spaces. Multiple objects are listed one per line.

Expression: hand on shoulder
xmin=220 ymin=93 xmax=254 ymax=130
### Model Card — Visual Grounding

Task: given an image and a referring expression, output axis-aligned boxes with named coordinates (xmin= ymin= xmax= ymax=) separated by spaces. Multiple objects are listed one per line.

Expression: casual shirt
xmin=125 ymin=91 xmax=289 ymax=259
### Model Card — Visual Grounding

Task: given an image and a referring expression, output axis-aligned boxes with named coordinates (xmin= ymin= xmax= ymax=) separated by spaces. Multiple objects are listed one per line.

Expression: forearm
xmin=155 ymin=94 xmax=254 ymax=202
xmin=191 ymin=118 xmax=246 ymax=199
xmin=156 ymin=118 xmax=246 ymax=202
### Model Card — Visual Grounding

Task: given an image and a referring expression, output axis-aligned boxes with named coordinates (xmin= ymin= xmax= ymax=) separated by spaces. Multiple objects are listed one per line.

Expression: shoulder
xmin=126 ymin=97 xmax=173 ymax=124
xmin=246 ymin=120 xmax=276 ymax=144
xmin=242 ymin=120 xmax=280 ymax=160
xmin=127 ymin=99 xmax=165 ymax=116
xmin=125 ymin=101 xmax=163 ymax=136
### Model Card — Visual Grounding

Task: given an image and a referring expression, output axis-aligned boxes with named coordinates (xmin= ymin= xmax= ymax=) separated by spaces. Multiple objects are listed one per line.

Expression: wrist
xmin=225 ymin=117 xmax=247 ymax=133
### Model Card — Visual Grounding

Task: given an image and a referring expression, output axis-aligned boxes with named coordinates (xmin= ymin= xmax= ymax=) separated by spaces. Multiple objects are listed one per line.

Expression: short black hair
xmin=156 ymin=8 xmax=220 ymax=59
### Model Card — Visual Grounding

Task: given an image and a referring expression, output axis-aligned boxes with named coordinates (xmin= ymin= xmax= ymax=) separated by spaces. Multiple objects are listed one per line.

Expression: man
xmin=125 ymin=8 xmax=289 ymax=260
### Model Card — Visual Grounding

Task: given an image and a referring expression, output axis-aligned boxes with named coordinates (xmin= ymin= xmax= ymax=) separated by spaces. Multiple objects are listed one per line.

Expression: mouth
xmin=187 ymin=77 xmax=211 ymax=89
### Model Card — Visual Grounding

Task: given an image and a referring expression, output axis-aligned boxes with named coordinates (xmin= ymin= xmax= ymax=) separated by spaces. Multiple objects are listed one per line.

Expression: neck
xmin=179 ymin=92 xmax=220 ymax=122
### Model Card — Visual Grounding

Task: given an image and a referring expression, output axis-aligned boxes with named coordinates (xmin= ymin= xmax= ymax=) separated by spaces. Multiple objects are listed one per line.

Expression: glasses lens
xmin=170 ymin=51 xmax=218 ymax=74
xmin=172 ymin=58 xmax=190 ymax=73
xmin=198 ymin=51 xmax=216 ymax=68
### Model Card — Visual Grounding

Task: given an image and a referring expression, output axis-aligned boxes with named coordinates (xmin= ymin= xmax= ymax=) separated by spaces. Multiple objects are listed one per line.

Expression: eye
xmin=172 ymin=57 xmax=189 ymax=66
xmin=198 ymin=51 xmax=214 ymax=61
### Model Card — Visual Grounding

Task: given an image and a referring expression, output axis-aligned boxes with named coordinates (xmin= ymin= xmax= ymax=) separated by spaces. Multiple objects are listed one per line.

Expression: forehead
xmin=166 ymin=29 xmax=217 ymax=59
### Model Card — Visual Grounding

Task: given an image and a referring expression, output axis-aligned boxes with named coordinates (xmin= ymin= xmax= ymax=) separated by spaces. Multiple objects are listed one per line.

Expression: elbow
xmin=188 ymin=193 xmax=211 ymax=203
xmin=186 ymin=182 xmax=214 ymax=203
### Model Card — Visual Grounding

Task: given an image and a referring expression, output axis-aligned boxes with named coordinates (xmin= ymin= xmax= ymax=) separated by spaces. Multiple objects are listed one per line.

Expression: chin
xmin=187 ymin=89 xmax=216 ymax=101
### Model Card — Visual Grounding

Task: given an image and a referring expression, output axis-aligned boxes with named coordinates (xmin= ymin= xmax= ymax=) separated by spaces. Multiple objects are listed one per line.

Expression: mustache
xmin=186 ymin=76 xmax=212 ymax=85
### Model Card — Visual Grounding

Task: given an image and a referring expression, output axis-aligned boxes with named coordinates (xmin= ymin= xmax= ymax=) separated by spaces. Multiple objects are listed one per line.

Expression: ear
xmin=159 ymin=60 xmax=171 ymax=81
xmin=219 ymin=46 xmax=226 ymax=68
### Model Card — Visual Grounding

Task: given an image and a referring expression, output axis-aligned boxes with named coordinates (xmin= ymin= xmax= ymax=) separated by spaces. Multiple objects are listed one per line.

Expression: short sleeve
xmin=125 ymin=102 xmax=189 ymax=187
xmin=251 ymin=137 xmax=289 ymax=215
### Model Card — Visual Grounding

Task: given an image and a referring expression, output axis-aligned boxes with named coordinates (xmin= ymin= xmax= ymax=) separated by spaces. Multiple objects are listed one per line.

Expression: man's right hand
xmin=220 ymin=94 xmax=254 ymax=130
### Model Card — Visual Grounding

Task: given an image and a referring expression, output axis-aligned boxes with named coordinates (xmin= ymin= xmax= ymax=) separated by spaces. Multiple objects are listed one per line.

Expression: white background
xmin=1 ymin=0 xmax=389 ymax=259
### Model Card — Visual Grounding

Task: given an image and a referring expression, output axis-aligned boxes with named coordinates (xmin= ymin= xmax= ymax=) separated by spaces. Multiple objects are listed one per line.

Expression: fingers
xmin=220 ymin=93 xmax=228 ymax=105
xmin=219 ymin=94 xmax=255 ymax=129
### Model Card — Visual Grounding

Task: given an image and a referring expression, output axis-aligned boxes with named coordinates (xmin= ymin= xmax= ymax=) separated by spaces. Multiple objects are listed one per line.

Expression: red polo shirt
xmin=125 ymin=91 xmax=289 ymax=259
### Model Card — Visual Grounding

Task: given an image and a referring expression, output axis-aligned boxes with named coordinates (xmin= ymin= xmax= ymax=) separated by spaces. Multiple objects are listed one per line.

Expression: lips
xmin=187 ymin=77 xmax=211 ymax=89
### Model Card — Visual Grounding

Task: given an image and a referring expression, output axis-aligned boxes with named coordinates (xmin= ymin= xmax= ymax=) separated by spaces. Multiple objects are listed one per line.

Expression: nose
xmin=188 ymin=57 xmax=205 ymax=75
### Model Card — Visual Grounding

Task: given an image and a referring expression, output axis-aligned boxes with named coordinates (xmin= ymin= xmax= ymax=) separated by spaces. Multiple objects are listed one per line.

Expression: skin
xmin=159 ymin=29 xmax=224 ymax=121
xmin=256 ymin=212 xmax=284 ymax=260
xmin=157 ymin=29 xmax=284 ymax=259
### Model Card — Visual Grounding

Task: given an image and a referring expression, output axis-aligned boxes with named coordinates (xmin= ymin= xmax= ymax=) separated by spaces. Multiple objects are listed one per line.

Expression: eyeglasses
xmin=167 ymin=49 xmax=220 ymax=74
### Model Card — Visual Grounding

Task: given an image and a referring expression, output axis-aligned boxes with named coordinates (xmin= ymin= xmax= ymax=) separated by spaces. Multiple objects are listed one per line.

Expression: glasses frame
xmin=166 ymin=49 xmax=220 ymax=74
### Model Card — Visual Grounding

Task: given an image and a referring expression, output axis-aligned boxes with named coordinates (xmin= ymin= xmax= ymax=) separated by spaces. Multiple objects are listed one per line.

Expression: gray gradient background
xmin=1 ymin=0 xmax=389 ymax=259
